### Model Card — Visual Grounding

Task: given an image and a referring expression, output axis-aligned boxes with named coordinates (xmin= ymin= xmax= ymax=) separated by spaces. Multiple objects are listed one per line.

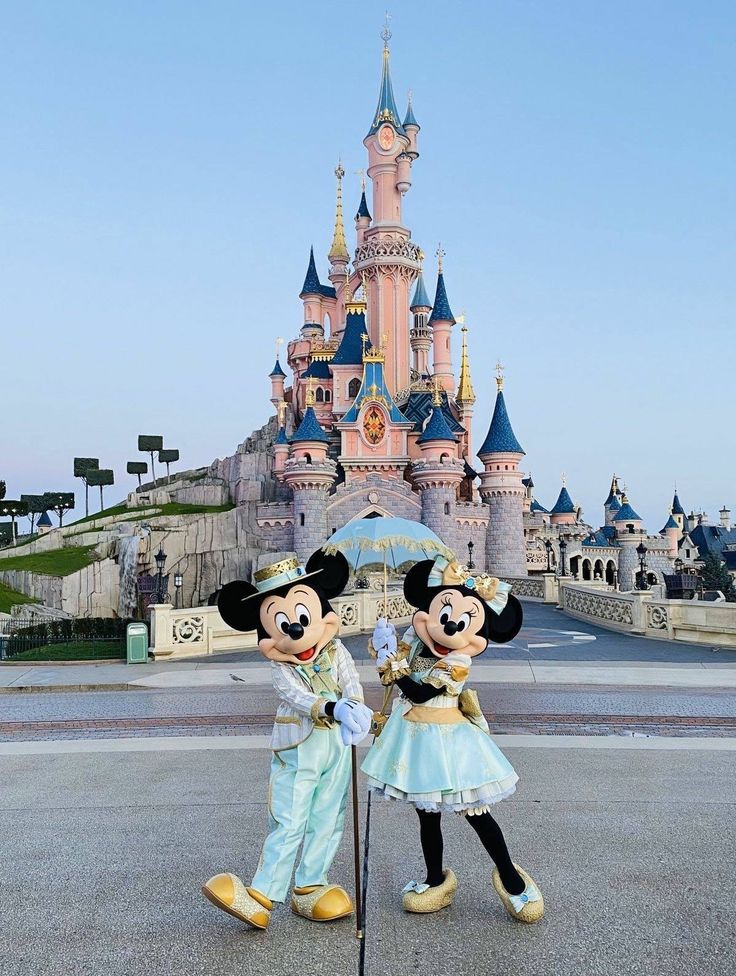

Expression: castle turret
xmin=720 ymin=505 xmax=731 ymax=531
xmin=661 ymin=513 xmax=680 ymax=557
xmin=273 ymin=402 xmax=290 ymax=479
xmin=603 ymin=474 xmax=621 ymax=526
xmin=412 ymin=384 xmax=464 ymax=547
xmin=614 ymin=493 xmax=645 ymax=589
xmin=429 ymin=250 xmax=456 ymax=393
xmin=455 ymin=322 xmax=476 ymax=460
xmin=299 ymin=247 xmax=326 ymax=338
xmin=269 ymin=351 xmax=286 ymax=407
xmin=281 ymin=390 xmax=336 ymax=563
xmin=403 ymin=94 xmax=420 ymax=160
xmin=477 ymin=367 xmax=527 ymax=576
xmin=550 ymin=481 xmax=577 ymax=527
xmin=409 ymin=270 xmax=432 ymax=377
xmin=671 ymin=488 xmax=686 ymax=533
xmin=354 ymin=175 xmax=371 ymax=247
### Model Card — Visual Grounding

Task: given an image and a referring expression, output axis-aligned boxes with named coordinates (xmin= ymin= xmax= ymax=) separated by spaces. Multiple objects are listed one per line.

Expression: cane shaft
xmin=351 ymin=744 xmax=363 ymax=938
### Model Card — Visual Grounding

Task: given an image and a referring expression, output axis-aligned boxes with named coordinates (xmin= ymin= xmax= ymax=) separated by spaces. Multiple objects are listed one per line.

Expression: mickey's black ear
xmin=485 ymin=594 xmax=523 ymax=644
xmin=306 ymin=549 xmax=350 ymax=599
xmin=404 ymin=560 xmax=435 ymax=609
xmin=217 ymin=580 xmax=262 ymax=633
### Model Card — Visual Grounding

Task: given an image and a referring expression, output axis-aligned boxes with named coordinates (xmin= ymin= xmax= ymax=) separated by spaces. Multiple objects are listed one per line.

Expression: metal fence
xmin=0 ymin=617 xmax=130 ymax=661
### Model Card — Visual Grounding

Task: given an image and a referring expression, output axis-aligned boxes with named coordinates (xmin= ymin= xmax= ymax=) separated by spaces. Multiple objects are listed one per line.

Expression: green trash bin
xmin=126 ymin=622 xmax=149 ymax=665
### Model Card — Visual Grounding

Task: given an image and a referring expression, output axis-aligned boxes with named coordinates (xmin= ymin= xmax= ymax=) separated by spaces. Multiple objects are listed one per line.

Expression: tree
xmin=74 ymin=458 xmax=99 ymax=517
xmin=138 ymin=435 xmax=163 ymax=484
xmin=159 ymin=448 xmax=180 ymax=481
xmin=0 ymin=481 xmax=6 ymax=501
xmin=86 ymin=469 xmax=114 ymax=511
xmin=700 ymin=552 xmax=736 ymax=602
xmin=20 ymin=494 xmax=49 ymax=535
xmin=41 ymin=492 xmax=75 ymax=527
xmin=127 ymin=461 xmax=148 ymax=488
xmin=0 ymin=500 xmax=28 ymax=540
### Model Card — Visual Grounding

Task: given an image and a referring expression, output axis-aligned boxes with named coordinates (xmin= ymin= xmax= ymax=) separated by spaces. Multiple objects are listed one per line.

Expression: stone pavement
xmin=1 ymin=739 xmax=734 ymax=976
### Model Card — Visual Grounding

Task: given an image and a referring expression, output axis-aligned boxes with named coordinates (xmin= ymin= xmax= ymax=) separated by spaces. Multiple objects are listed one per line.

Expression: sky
xmin=1 ymin=0 xmax=734 ymax=532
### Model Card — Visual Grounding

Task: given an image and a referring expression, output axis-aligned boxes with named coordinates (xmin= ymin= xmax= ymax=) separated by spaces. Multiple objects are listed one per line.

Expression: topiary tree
xmin=86 ymin=469 xmax=114 ymax=512
xmin=0 ymin=481 xmax=6 ymax=501
xmin=700 ymin=551 xmax=736 ymax=602
xmin=0 ymin=500 xmax=28 ymax=540
xmin=159 ymin=448 xmax=180 ymax=481
xmin=41 ymin=492 xmax=75 ymax=527
xmin=138 ymin=436 xmax=163 ymax=484
xmin=127 ymin=460 xmax=148 ymax=488
xmin=20 ymin=494 xmax=49 ymax=535
xmin=74 ymin=458 xmax=99 ymax=517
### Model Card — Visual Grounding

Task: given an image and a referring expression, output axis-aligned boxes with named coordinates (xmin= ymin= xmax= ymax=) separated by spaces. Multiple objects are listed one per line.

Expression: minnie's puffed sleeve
xmin=421 ymin=652 xmax=472 ymax=697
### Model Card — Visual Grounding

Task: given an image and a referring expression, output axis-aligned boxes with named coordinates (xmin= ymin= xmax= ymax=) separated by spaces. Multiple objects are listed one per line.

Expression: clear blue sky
xmin=2 ymin=1 xmax=734 ymax=531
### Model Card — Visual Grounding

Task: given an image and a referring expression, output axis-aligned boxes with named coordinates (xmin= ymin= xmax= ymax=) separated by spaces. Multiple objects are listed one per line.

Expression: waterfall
xmin=117 ymin=528 xmax=149 ymax=618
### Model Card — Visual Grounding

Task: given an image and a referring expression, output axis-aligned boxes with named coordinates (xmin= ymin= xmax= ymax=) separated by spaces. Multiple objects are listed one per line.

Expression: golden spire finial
xmin=275 ymin=336 xmax=284 ymax=360
xmin=277 ymin=400 xmax=287 ymax=426
xmin=562 ymin=471 xmax=567 ymax=487
xmin=431 ymin=375 xmax=443 ymax=407
xmin=329 ymin=160 xmax=349 ymax=263
xmin=361 ymin=332 xmax=370 ymax=358
xmin=436 ymin=242 xmax=445 ymax=273
xmin=495 ymin=361 xmax=505 ymax=392
xmin=305 ymin=377 xmax=316 ymax=407
xmin=456 ymin=321 xmax=476 ymax=406
xmin=381 ymin=10 xmax=392 ymax=49
xmin=355 ymin=168 xmax=366 ymax=193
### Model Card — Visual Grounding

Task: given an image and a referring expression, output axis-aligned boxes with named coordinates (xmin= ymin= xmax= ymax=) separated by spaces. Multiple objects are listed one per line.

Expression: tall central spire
xmin=367 ymin=25 xmax=403 ymax=135
xmin=456 ymin=324 xmax=476 ymax=405
xmin=328 ymin=161 xmax=349 ymax=264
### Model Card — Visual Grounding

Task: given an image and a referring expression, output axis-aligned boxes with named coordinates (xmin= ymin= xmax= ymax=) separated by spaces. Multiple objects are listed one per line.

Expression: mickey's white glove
xmin=372 ymin=618 xmax=398 ymax=665
xmin=333 ymin=698 xmax=373 ymax=747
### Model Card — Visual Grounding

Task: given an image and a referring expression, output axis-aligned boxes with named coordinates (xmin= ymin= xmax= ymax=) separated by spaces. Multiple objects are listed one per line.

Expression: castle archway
xmin=582 ymin=558 xmax=592 ymax=580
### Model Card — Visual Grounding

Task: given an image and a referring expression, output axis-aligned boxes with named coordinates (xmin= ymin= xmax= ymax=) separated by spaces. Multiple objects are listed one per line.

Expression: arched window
xmin=325 ymin=389 xmax=331 ymax=402
xmin=316 ymin=387 xmax=324 ymax=403
xmin=348 ymin=377 xmax=361 ymax=399
xmin=304 ymin=452 xmax=312 ymax=464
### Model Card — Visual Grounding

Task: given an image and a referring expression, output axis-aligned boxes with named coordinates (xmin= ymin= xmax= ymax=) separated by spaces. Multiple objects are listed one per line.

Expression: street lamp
xmin=674 ymin=557 xmax=684 ymax=574
xmin=544 ymin=538 xmax=553 ymax=572
xmin=558 ymin=537 xmax=568 ymax=577
xmin=154 ymin=545 xmax=167 ymax=603
xmin=467 ymin=540 xmax=474 ymax=569
xmin=636 ymin=541 xmax=648 ymax=590
xmin=174 ymin=572 xmax=183 ymax=609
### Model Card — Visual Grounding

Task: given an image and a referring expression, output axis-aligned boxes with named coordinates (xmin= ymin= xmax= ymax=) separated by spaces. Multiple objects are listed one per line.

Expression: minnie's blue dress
xmin=361 ymin=648 xmax=518 ymax=814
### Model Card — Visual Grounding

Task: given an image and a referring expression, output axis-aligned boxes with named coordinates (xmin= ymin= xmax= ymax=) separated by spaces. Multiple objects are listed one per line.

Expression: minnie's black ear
xmin=403 ymin=560 xmax=435 ymax=609
xmin=485 ymin=594 xmax=523 ymax=644
xmin=306 ymin=549 xmax=350 ymax=599
xmin=217 ymin=580 xmax=262 ymax=633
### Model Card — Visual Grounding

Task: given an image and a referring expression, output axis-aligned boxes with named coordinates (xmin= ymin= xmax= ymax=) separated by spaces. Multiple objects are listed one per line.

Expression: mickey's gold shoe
xmin=402 ymin=869 xmax=458 ymax=914
xmin=290 ymin=884 xmax=354 ymax=922
xmin=202 ymin=873 xmax=272 ymax=930
xmin=492 ymin=863 xmax=544 ymax=923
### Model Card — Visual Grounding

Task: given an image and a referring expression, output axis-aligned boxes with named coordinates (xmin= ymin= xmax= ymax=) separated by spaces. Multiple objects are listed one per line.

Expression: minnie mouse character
xmin=361 ymin=555 xmax=544 ymax=922
xmin=202 ymin=550 xmax=373 ymax=931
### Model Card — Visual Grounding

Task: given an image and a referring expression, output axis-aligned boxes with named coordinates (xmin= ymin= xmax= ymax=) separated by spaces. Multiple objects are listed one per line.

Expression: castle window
xmin=325 ymin=389 xmax=331 ymax=402
xmin=300 ymin=513 xmax=305 ymax=526
xmin=444 ymin=502 xmax=450 ymax=515
xmin=316 ymin=387 xmax=324 ymax=402
xmin=304 ymin=452 xmax=312 ymax=464
xmin=348 ymin=377 xmax=361 ymax=398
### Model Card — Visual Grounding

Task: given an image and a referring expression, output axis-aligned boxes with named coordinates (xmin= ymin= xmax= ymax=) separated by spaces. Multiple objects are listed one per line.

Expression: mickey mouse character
xmin=361 ymin=555 xmax=544 ymax=922
xmin=202 ymin=550 xmax=373 ymax=931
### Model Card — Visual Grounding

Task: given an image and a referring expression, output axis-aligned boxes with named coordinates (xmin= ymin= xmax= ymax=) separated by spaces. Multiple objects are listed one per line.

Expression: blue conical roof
xmin=672 ymin=492 xmax=685 ymax=516
xmin=269 ymin=358 xmax=286 ymax=378
xmin=550 ymin=486 xmax=576 ymax=515
xmin=356 ymin=191 xmax=371 ymax=220
xmin=608 ymin=494 xmax=621 ymax=511
xmin=662 ymin=514 xmax=678 ymax=531
xmin=368 ymin=48 xmax=405 ymax=136
xmin=302 ymin=359 xmax=331 ymax=379
xmin=299 ymin=246 xmax=321 ymax=296
xmin=428 ymin=272 xmax=455 ymax=324
xmin=478 ymin=391 xmax=524 ymax=456
xmin=331 ymin=311 xmax=367 ymax=366
xmin=38 ymin=511 xmax=52 ymax=527
xmin=614 ymin=501 xmax=642 ymax=522
xmin=275 ymin=426 xmax=289 ymax=446
xmin=530 ymin=499 xmax=550 ymax=515
xmin=417 ymin=405 xmax=458 ymax=444
xmin=403 ymin=100 xmax=419 ymax=128
xmin=410 ymin=272 xmax=431 ymax=311
xmin=291 ymin=406 xmax=329 ymax=444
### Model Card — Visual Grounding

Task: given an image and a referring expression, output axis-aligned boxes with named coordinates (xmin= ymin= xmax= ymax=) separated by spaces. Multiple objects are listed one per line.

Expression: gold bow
xmin=441 ymin=560 xmax=500 ymax=602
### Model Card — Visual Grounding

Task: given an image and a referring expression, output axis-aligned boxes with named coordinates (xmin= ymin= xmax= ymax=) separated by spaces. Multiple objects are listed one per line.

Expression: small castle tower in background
xmin=613 ymin=493 xmax=645 ymax=589
xmin=478 ymin=365 xmax=527 ymax=577
xmin=429 ymin=247 xmax=456 ymax=394
xmin=455 ymin=321 xmax=476 ymax=462
xmin=409 ymin=266 xmax=432 ymax=378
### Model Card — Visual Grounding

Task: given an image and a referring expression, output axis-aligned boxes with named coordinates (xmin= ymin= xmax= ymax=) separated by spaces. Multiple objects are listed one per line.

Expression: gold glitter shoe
xmin=202 ymin=873 xmax=272 ymax=930
xmin=402 ymin=869 xmax=458 ymax=914
xmin=290 ymin=884 xmax=354 ymax=922
xmin=492 ymin=863 xmax=544 ymax=923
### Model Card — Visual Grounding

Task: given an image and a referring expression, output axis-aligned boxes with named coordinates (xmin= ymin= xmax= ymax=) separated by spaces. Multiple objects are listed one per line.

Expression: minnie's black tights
xmin=415 ymin=808 xmax=525 ymax=895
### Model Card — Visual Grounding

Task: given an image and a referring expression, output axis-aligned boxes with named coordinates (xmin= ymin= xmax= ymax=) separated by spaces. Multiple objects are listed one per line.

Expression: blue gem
xmin=521 ymin=893 xmax=528 ymax=902
xmin=465 ymin=577 xmax=476 ymax=589
xmin=313 ymin=665 xmax=320 ymax=673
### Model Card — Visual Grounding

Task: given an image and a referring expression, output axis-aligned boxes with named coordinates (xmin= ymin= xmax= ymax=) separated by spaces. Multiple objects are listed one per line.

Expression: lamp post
xmin=544 ymin=538 xmax=553 ymax=572
xmin=636 ymin=541 xmax=648 ymax=590
xmin=674 ymin=557 xmax=684 ymax=574
xmin=174 ymin=572 xmax=183 ymax=609
xmin=467 ymin=540 xmax=474 ymax=569
xmin=558 ymin=537 xmax=568 ymax=577
xmin=154 ymin=545 xmax=167 ymax=603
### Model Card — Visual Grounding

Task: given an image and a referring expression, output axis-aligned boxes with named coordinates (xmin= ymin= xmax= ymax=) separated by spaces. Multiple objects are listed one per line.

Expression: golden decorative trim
xmin=309 ymin=699 xmax=324 ymax=723
xmin=274 ymin=716 xmax=302 ymax=726
xmin=403 ymin=705 xmax=466 ymax=724
xmin=254 ymin=557 xmax=300 ymax=583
